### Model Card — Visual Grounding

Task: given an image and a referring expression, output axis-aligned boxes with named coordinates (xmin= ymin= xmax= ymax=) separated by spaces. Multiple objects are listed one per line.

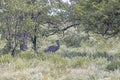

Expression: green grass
xmin=106 ymin=60 xmax=120 ymax=71
xmin=0 ymin=54 xmax=13 ymax=63
xmin=0 ymin=36 xmax=120 ymax=80
xmin=0 ymin=51 xmax=119 ymax=80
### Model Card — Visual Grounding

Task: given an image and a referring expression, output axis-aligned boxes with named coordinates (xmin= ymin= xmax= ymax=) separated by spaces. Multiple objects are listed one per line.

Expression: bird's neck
xmin=57 ymin=42 xmax=60 ymax=47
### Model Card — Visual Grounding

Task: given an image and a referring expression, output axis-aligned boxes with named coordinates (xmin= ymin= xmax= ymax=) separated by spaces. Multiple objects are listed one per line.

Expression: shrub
xmin=106 ymin=60 xmax=120 ymax=71
xmin=63 ymin=35 xmax=82 ymax=47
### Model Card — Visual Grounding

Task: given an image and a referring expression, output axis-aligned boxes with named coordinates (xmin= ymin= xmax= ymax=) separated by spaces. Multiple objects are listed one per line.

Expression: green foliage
xmin=0 ymin=48 xmax=10 ymax=55
xmin=46 ymin=54 xmax=68 ymax=68
xmin=64 ymin=34 xmax=81 ymax=47
xmin=93 ymin=52 xmax=111 ymax=58
xmin=106 ymin=60 xmax=120 ymax=71
xmin=74 ymin=0 xmax=120 ymax=37
xmin=18 ymin=53 xmax=37 ymax=59
xmin=36 ymin=53 xmax=48 ymax=61
xmin=0 ymin=54 xmax=13 ymax=63
xmin=71 ymin=57 xmax=85 ymax=68
xmin=114 ymin=53 xmax=120 ymax=58
xmin=0 ymin=0 xmax=120 ymax=79
xmin=62 ymin=51 xmax=87 ymax=58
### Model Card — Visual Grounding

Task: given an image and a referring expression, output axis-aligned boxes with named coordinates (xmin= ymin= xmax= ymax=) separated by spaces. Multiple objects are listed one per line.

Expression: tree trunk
xmin=32 ymin=25 xmax=37 ymax=52
xmin=11 ymin=43 xmax=17 ymax=57
xmin=32 ymin=26 xmax=37 ymax=52
xmin=11 ymin=18 xmax=19 ymax=56
xmin=6 ymin=16 xmax=12 ymax=51
xmin=20 ymin=31 xmax=28 ymax=51
xmin=33 ymin=35 xmax=37 ymax=51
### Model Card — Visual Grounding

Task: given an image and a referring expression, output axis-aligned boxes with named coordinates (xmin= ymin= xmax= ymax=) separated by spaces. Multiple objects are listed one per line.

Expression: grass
xmin=0 ymin=36 xmax=120 ymax=80
xmin=0 ymin=51 xmax=120 ymax=80
xmin=106 ymin=60 xmax=120 ymax=71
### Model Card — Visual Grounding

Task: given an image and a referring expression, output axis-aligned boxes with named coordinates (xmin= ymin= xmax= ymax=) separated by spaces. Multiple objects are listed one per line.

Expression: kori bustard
xmin=44 ymin=40 xmax=60 ymax=52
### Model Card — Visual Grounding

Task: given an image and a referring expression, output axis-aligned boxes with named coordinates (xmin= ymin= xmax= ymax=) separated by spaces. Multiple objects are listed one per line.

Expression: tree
xmin=0 ymin=0 xmax=50 ymax=55
xmin=72 ymin=0 xmax=120 ymax=37
xmin=0 ymin=0 xmax=119 ymax=56
xmin=0 ymin=0 xmax=70 ymax=55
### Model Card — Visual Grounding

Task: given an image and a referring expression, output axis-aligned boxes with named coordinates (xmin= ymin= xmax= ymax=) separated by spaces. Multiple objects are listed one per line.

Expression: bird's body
xmin=44 ymin=40 xmax=60 ymax=53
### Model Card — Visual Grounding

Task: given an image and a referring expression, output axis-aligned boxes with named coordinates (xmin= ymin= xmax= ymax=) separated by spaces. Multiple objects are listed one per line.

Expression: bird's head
xmin=56 ymin=40 xmax=60 ymax=43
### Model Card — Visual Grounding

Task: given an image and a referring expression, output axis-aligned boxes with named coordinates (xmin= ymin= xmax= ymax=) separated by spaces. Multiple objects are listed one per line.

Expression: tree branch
xmin=62 ymin=23 xmax=80 ymax=31
xmin=44 ymin=23 xmax=80 ymax=36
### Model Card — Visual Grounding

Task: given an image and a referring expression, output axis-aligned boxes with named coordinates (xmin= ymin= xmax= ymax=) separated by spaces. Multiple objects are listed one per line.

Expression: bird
xmin=44 ymin=40 xmax=60 ymax=53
